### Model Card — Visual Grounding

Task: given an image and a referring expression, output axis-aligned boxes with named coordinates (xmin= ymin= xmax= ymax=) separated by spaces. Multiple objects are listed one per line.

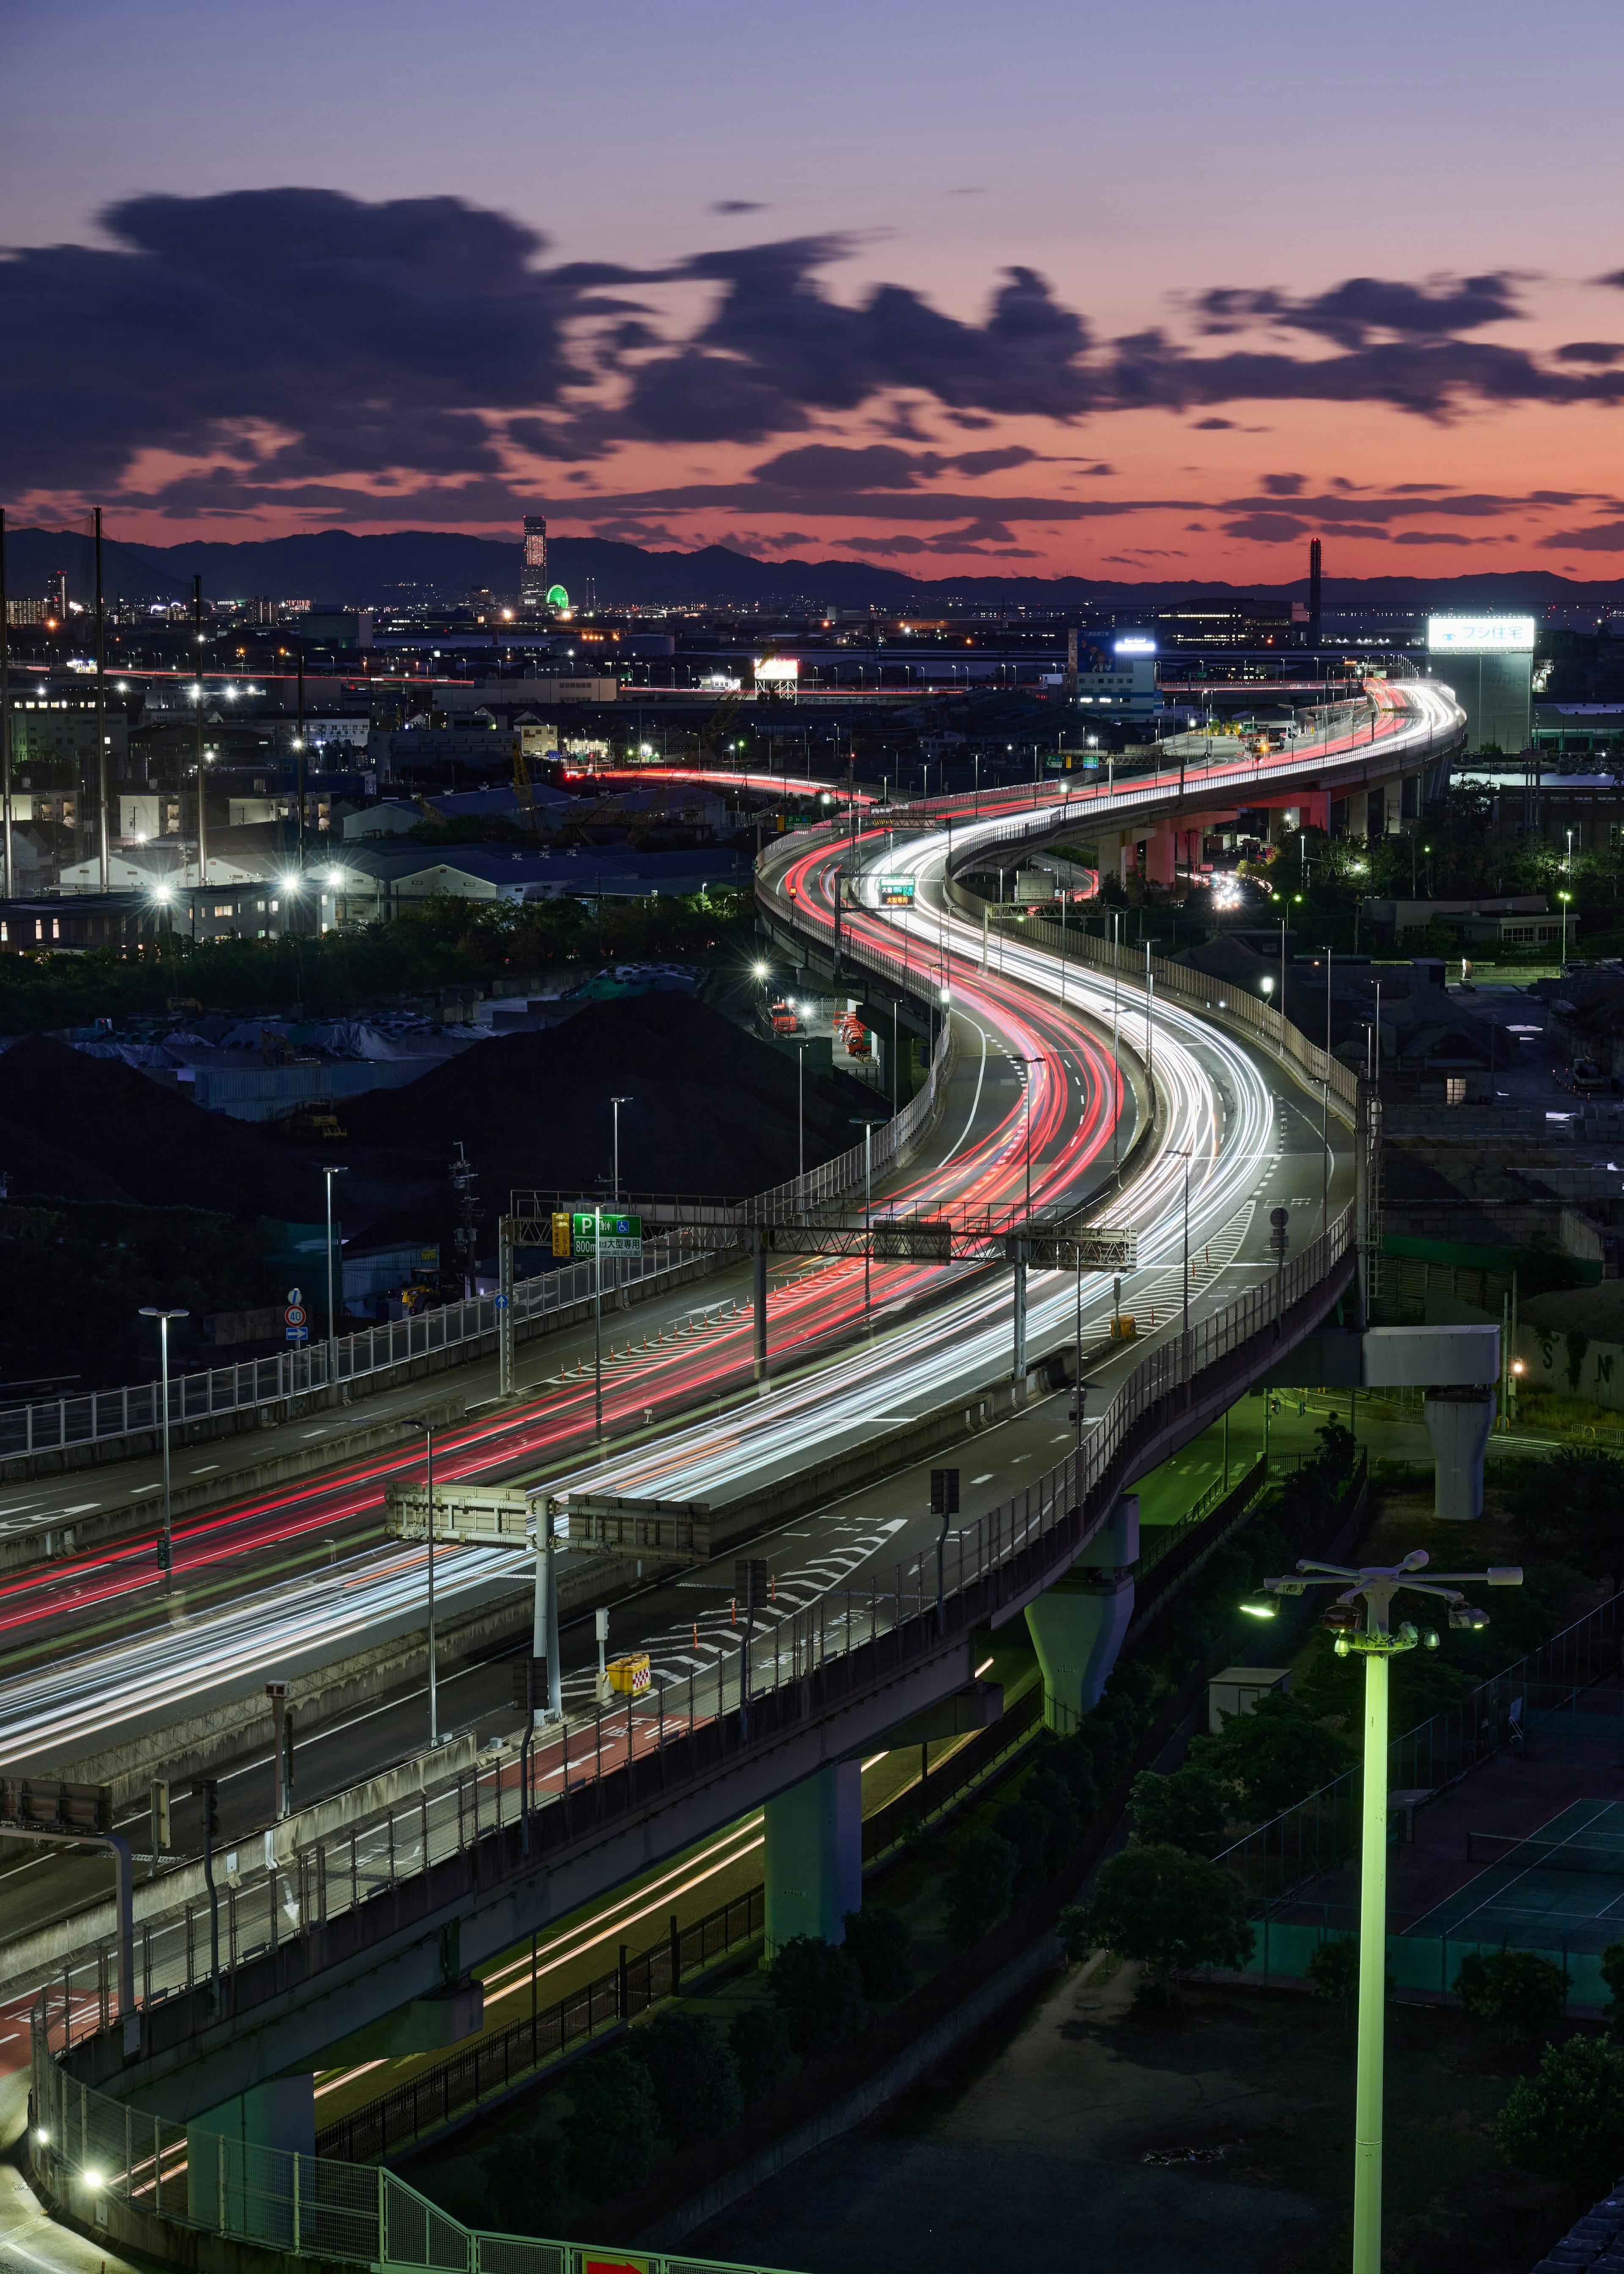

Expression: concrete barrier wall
xmin=0 ymin=1735 xmax=486 ymax=1997
xmin=47 ymin=1549 xmax=623 ymax=1810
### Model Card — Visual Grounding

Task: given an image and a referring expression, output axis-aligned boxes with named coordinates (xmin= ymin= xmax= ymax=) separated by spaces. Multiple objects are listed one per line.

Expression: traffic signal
xmin=734 ymin=1558 xmax=768 ymax=1611
xmin=930 ymin=1468 xmax=960 ymax=1517
xmin=150 ymin=1779 xmax=171 ymax=1853
xmin=200 ymin=1778 xmax=221 ymax=1843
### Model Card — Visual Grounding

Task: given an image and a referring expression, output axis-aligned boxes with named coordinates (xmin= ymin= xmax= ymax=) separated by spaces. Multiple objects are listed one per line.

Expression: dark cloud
xmin=1192 ymin=417 xmax=1237 ymax=429
xmin=1390 ymin=531 xmax=1481 ymax=546
xmin=710 ymin=200 xmax=766 ymax=214
xmin=13 ymin=187 xmax=1624 ymax=521
xmin=1538 ymin=522 xmax=1624 ymax=551
xmin=1192 ymin=272 xmax=1522 ymax=346
xmin=1260 ymin=472 xmax=1307 ymax=496
xmin=1222 ymin=512 xmax=1313 ymax=543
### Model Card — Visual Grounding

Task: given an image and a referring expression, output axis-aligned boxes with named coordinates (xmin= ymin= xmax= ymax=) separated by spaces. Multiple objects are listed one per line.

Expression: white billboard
xmin=753 ymin=657 xmax=799 ymax=681
xmin=1426 ymin=615 xmax=1536 ymax=654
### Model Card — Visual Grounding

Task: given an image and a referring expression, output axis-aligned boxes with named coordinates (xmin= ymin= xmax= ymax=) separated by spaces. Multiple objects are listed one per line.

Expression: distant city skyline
xmin=7 ymin=0 xmax=1624 ymax=581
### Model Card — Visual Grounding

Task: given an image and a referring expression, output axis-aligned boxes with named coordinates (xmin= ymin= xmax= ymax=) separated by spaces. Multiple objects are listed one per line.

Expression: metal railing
xmin=30 ymin=2027 xmax=801 ymax=2274
xmin=44 ymin=1205 xmax=1353 ymax=2060
xmin=0 ymin=1010 xmax=955 ymax=1465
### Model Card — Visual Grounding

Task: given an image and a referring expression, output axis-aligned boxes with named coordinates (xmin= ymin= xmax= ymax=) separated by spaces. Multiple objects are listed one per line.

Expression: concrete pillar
xmin=763 ymin=1760 xmax=862 ymax=1955
xmin=187 ymin=2077 xmax=314 ymax=2240
xmin=1025 ymin=1494 xmax=1139 ymax=1732
xmin=1144 ymin=832 xmax=1175 ymax=886
xmin=1424 ymin=1389 xmax=1496 ymax=1521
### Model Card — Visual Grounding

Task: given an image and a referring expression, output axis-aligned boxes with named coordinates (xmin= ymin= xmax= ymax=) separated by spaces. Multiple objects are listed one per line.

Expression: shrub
xmin=1498 ymin=2037 xmax=1624 ymax=2200
xmin=1602 ymin=1941 xmax=1624 ymax=2032
xmin=944 ymin=1830 xmax=1018 ymax=1947
xmin=728 ymin=2002 xmax=795 ymax=2101
xmin=1454 ymin=1949 xmax=1570 ymax=2042
xmin=1065 ymin=1842 xmax=1254 ymax=1998
xmin=484 ymin=2134 xmax=567 ymax=2236
xmin=767 ymin=1934 xmax=867 ymax=2057
xmin=839 ymin=1906 xmax=914 ymax=2004
xmin=1128 ymin=1763 xmax=1229 ymax=1856
xmin=1507 ymin=1446 xmax=1624 ymax=1589
xmin=562 ymin=2047 xmax=660 ymax=2205
xmin=632 ymin=2008 xmax=742 ymax=2147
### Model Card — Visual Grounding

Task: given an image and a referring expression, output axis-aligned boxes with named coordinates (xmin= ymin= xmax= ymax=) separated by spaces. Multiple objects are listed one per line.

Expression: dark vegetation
xmin=0 ymin=887 xmax=754 ymax=1033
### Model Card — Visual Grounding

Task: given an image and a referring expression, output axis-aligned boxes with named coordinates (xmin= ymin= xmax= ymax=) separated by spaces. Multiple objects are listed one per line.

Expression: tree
xmin=1601 ymin=1942 xmax=1624 ymax=2032
xmin=1498 ymin=2037 xmax=1624 ymax=2201
xmin=944 ymin=1830 xmax=1018 ymax=1947
xmin=728 ymin=2002 xmax=794 ymax=2101
xmin=632 ymin=2008 xmax=742 ymax=2147
xmin=1454 ymin=1950 xmax=1570 ymax=2043
xmin=1065 ymin=1843 xmax=1254 ymax=1998
xmin=767 ymin=1935 xmax=867 ymax=2058
xmin=1045 ymin=1731 xmax=1099 ymax=1818
xmin=1306 ymin=1934 xmax=1361 ymax=2024
xmin=996 ymin=1767 xmax=1082 ymax=1879
xmin=1194 ymin=1692 xmax=1355 ymax=1822
xmin=1128 ymin=1763 xmax=1230 ymax=1857
xmin=484 ymin=2132 xmax=567 ymax=2236
xmin=562 ymin=2047 xmax=661 ymax=2205
xmin=1509 ymin=1447 xmax=1624 ymax=1589
xmin=839 ymin=1906 xmax=914 ymax=2004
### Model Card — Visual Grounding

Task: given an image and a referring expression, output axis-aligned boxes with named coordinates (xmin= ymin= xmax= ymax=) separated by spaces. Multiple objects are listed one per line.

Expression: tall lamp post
xmin=850 ymin=1118 xmax=886 ymax=1322
xmin=405 ymin=1417 xmax=442 ymax=1747
xmin=609 ymin=1095 xmax=631 ymax=1207
xmin=321 ymin=1163 xmax=348 ymax=1393
xmin=139 ymin=1306 xmax=188 ymax=1590
xmin=1244 ymin=1551 xmax=1522 ymax=2274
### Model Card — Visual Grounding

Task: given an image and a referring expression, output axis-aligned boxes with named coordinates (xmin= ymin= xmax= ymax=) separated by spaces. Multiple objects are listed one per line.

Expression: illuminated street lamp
xmin=1243 ymin=1552 xmax=1522 ymax=2274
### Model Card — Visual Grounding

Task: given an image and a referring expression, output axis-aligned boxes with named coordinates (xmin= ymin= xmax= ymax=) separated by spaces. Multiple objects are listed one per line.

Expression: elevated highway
xmin=20 ymin=677 xmax=1456 ymax=2140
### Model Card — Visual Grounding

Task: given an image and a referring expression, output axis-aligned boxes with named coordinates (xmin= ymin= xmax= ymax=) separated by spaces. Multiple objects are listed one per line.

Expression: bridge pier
xmin=187 ymin=2077 xmax=314 ymax=2241
xmin=763 ymin=1760 xmax=862 ymax=1955
xmin=1424 ymin=1388 xmax=1496 ymax=1521
xmin=1024 ymin=1494 xmax=1139 ymax=1731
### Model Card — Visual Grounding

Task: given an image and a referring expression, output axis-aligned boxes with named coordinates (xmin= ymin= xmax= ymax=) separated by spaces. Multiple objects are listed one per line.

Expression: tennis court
xmin=1405 ymin=1799 xmax=1624 ymax=1956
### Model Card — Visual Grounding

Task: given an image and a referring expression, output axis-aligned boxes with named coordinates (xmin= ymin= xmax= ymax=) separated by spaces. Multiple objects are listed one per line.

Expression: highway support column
xmin=1424 ymin=1388 xmax=1496 ymax=1521
xmin=187 ymin=2079 xmax=315 ymax=2242
xmin=763 ymin=1761 xmax=862 ymax=1955
xmin=1024 ymin=1494 xmax=1139 ymax=1732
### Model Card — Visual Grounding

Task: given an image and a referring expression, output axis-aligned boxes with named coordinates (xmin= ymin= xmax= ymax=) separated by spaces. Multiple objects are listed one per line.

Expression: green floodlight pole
xmin=1244 ymin=1551 xmax=1522 ymax=2274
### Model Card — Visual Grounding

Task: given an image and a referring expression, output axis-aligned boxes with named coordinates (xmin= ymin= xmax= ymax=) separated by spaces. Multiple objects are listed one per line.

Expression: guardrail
xmin=0 ymin=1005 xmax=955 ymax=1466
xmin=43 ymin=1205 xmax=1353 ymax=2065
xmin=30 ymin=2028 xmax=799 ymax=2274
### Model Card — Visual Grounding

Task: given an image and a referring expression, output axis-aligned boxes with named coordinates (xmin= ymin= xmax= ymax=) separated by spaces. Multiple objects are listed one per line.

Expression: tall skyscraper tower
xmin=520 ymin=515 xmax=548 ymax=610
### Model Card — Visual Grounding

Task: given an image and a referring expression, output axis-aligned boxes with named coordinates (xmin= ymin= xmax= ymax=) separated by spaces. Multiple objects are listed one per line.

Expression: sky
xmin=8 ymin=0 xmax=1624 ymax=585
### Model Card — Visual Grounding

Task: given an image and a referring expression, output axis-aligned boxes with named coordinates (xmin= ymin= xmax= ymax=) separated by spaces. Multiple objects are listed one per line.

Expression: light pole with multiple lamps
xmin=139 ymin=1306 xmax=188 ymax=1590
xmin=1243 ymin=1550 xmax=1522 ymax=2274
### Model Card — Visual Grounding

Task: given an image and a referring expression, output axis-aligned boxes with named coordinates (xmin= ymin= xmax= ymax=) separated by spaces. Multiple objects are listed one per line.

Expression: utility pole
xmin=140 ymin=1305 xmax=188 ymax=1590
xmin=322 ymin=1164 xmax=349 ymax=1392
xmin=193 ymin=576 xmax=208 ymax=892
xmin=296 ymin=648 xmax=307 ymax=876
xmin=406 ymin=1417 xmax=441 ymax=1746
xmin=0 ymin=508 xmax=11 ymax=900
xmin=609 ymin=1096 xmax=631 ymax=1207
xmin=95 ymin=508 xmax=108 ymax=892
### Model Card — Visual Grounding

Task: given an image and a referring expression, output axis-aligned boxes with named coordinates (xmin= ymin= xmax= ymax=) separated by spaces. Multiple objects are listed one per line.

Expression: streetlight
xmin=793 ymin=1037 xmax=811 ymax=1180
xmin=850 ymin=1117 xmax=886 ymax=1321
xmin=404 ymin=1417 xmax=442 ymax=1746
xmin=609 ymin=1095 xmax=631 ymax=1207
xmin=1559 ymin=888 xmax=1573 ymax=968
xmin=1243 ymin=1552 xmax=1522 ymax=2274
xmin=321 ymin=1164 xmax=348 ymax=1391
xmin=139 ymin=1306 xmax=188 ymax=1590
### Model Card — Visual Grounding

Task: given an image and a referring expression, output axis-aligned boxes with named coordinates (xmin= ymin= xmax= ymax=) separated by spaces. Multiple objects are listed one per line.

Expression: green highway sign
xmin=571 ymin=1210 xmax=643 ymax=1259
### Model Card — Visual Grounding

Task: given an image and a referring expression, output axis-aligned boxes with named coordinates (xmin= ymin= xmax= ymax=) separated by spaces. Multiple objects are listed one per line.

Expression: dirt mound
xmin=0 ymin=1036 xmax=330 ymax=1218
xmin=341 ymin=993 xmax=886 ymax=1202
